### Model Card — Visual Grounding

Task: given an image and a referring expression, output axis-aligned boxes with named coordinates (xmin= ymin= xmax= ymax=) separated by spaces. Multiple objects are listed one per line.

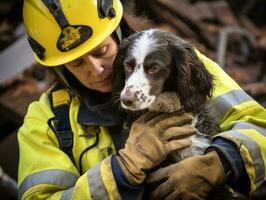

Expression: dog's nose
xmin=121 ymin=92 xmax=137 ymax=106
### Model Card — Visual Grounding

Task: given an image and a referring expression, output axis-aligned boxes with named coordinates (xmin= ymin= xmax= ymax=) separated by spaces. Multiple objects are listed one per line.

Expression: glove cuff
xmin=205 ymin=151 xmax=227 ymax=186
xmin=115 ymin=155 xmax=145 ymax=186
xmin=117 ymin=141 xmax=149 ymax=185
xmin=206 ymin=143 xmax=241 ymax=184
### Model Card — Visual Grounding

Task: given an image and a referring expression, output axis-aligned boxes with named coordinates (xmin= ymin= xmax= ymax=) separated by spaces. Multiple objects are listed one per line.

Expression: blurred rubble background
xmin=0 ymin=0 xmax=265 ymax=199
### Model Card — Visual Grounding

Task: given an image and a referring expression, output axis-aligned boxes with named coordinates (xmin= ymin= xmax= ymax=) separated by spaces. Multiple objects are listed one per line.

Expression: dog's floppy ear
xmin=171 ymin=41 xmax=214 ymax=113
xmin=112 ymin=37 xmax=131 ymax=99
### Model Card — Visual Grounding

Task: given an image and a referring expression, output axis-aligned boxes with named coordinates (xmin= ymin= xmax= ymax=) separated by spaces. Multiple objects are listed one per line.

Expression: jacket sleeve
xmin=197 ymin=51 xmax=266 ymax=193
xmin=17 ymin=93 xmax=142 ymax=200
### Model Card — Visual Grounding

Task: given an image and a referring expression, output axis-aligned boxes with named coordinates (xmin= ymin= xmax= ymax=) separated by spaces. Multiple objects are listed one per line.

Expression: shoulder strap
xmin=47 ymin=86 xmax=75 ymax=163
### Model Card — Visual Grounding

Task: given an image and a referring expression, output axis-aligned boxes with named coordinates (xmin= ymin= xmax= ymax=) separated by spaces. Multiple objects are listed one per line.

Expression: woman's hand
xmin=147 ymin=151 xmax=226 ymax=200
xmin=117 ymin=111 xmax=196 ymax=185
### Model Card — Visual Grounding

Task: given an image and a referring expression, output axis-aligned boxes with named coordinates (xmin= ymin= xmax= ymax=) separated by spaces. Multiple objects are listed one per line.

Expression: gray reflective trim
xmin=233 ymin=121 xmax=266 ymax=136
xmin=209 ymin=90 xmax=253 ymax=122
xmin=87 ymin=164 xmax=108 ymax=200
xmin=19 ymin=169 xmax=79 ymax=198
xmin=61 ymin=187 xmax=74 ymax=200
xmin=229 ymin=131 xmax=265 ymax=187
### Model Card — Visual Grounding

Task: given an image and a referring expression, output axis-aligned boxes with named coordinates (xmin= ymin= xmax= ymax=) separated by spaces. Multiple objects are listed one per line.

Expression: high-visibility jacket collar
xmin=77 ymin=94 xmax=125 ymax=127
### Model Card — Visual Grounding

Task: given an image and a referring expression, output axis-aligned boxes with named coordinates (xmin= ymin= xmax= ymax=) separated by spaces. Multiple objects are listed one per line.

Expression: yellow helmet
xmin=23 ymin=0 xmax=123 ymax=67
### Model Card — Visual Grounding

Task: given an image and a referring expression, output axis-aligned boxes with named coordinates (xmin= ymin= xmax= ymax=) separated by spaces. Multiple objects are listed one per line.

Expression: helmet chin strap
xmin=54 ymin=67 xmax=71 ymax=88
xmin=115 ymin=25 xmax=122 ymax=43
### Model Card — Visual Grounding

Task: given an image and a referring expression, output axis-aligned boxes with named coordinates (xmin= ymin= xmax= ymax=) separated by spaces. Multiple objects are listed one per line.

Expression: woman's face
xmin=65 ymin=36 xmax=118 ymax=93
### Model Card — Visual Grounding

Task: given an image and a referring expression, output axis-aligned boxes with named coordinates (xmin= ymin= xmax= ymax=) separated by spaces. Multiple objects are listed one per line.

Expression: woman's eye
xmin=124 ymin=63 xmax=133 ymax=73
xmin=69 ymin=58 xmax=84 ymax=67
xmin=148 ymin=65 xmax=160 ymax=74
xmin=91 ymin=46 xmax=107 ymax=57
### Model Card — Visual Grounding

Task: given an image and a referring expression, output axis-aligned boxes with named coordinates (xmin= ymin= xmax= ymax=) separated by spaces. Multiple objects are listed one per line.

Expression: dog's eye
xmin=124 ymin=63 xmax=133 ymax=73
xmin=148 ymin=65 xmax=160 ymax=74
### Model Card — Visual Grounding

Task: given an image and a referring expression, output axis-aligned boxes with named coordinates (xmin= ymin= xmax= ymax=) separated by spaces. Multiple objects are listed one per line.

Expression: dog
xmin=111 ymin=28 xmax=235 ymax=199
xmin=112 ymin=29 xmax=219 ymax=161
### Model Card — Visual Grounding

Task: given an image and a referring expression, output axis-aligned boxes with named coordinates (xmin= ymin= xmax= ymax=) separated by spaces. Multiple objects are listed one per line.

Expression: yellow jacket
xmin=18 ymin=89 xmax=122 ymax=199
xmin=18 ymin=52 xmax=266 ymax=199
xmin=198 ymin=51 xmax=266 ymax=192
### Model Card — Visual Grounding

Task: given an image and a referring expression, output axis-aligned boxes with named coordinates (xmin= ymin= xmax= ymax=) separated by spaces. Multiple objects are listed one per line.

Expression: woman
xmin=18 ymin=0 xmax=266 ymax=199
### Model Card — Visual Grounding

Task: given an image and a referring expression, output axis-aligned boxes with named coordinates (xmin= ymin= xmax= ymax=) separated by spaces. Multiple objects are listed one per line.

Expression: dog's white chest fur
xmin=148 ymin=92 xmax=211 ymax=160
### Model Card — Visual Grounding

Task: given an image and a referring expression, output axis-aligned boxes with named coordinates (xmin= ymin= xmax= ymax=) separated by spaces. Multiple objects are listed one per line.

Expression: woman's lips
xmin=98 ymin=75 xmax=112 ymax=84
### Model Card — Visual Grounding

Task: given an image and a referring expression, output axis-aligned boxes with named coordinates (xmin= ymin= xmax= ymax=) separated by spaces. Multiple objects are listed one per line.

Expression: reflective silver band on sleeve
xmin=19 ymin=169 xmax=79 ymax=198
xmin=224 ymin=130 xmax=265 ymax=188
xmin=87 ymin=164 xmax=109 ymax=200
xmin=61 ymin=187 xmax=74 ymax=200
xmin=232 ymin=121 xmax=266 ymax=136
xmin=209 ymin=90 xmax=253 ymax=122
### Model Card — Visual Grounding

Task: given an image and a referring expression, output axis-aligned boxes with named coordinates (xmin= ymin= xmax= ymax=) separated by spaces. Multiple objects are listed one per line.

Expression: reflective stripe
xmin=61 ymin=187 xmax=74 ymax=200
xmin=225 ymin=131 xmax=265 ymax=188
xmin=101 ymin=156 xmax=121 ymax=200
xmin=232 ymin=121 xmax=266 ymax=136
xmin=19 ymin=170 xmax=79 ymax=198
xmin=87 ymin=164 xmax=109 ymax=200
xmin=209 ymin=90 xmax=253 ymax=122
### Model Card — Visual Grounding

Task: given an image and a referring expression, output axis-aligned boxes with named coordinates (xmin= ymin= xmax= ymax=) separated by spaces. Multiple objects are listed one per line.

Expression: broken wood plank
xmin=0 ymin=34 xmax=36 ymax=84
xmin=0 ymin=79 xmax=47 ymax=124
xmin=156 ymin=0 xmax=216 ymax=48
xmin=151 ymin=1 xmax=197 ymax=39
xmin=210 ymin=1 xmax=239 ymax=26
xmin=242 ymin=82 xmax=266 ymax=96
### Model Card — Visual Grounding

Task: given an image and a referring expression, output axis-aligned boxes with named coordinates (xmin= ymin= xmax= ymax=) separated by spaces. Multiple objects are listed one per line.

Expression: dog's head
xmin=112 ymin=29 xmax=214 ymax=114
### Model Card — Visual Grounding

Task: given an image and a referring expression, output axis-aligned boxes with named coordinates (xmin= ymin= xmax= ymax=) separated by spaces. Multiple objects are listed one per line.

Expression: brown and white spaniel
xmin=112 ymin=29 xmax=219 ymax=160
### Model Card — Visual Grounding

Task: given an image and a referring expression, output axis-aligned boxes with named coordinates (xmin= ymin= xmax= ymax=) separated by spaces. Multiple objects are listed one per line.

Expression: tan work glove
xmin=117 ymin=111 xmax=197 ymax=185
xmin=147 ymin=151 xmax=227 ymax=200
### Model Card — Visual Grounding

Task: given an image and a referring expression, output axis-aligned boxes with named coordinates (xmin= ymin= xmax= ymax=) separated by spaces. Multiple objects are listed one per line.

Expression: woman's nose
xmin=84 ymin=56 xmax=104 ymax=76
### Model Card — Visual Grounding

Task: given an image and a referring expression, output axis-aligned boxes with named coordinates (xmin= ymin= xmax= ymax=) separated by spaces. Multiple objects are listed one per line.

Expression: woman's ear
xmin=172 ymin=42 xmax=214 ymax=113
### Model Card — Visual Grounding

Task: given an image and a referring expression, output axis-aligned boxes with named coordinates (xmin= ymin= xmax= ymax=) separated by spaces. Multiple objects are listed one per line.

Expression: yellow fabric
xmin=217 ymin=128 xmax=266 ymax=192
xmin=216 ymin=133 xmax=256 ymax=191
xmin=239 ymin=144 xmax=257 ymax=191
xmin=52 ymin=89 xmax=71 ymax=107
xmin=101 ymin=156 xmax=122 ymax=200
xmin=243 ymin=130 xmax=266 ymax=176
xmin=219 ymin=101 xmax=264 ymax=131
xmin=71 ymin=172 xmax=92 ymax=200
xmin=23 ymin=0 xmax=123 ymax=66
xmin=197 ymin=51 xmax=266 ymax=192
xmin=18 ymin=91 xmax=116 ymax=199
xmin=241 ymin=129 xmax=266 ymax=191
xmin=22 ymin=184 xmax=65 ymax=200
xmin=196 ymin=50 xmax=242 ymax=97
